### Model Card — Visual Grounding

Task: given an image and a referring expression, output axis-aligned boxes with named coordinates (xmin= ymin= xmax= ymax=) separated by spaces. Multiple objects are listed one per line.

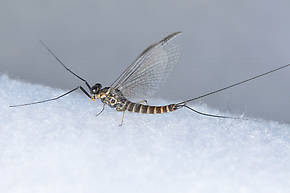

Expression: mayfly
xmin=10 ymin=32 xmax=289 ymax=125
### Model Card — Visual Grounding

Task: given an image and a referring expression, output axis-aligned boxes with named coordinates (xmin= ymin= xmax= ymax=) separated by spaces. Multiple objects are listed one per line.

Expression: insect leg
xmin=10 ymin=86 xmax=91 ymax=107
xmin=183 ymin=105 xmax=247 ymax=120
xmin=96 ymin=104 xmax=106 ymax=117
xmin=119 ymin=111 xmax=125 ymax=126
xmin=136 ymin=100 xmax=148 ymax=104
xmin=40 ymin=40 xmax=92 ymax=91
xmin=79 ymin=86 xmax=91 ymax=99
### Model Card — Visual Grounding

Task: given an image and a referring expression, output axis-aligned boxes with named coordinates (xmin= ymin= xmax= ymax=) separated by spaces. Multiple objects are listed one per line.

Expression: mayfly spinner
xmin=10 ymin=32 xmax=289 ymax=125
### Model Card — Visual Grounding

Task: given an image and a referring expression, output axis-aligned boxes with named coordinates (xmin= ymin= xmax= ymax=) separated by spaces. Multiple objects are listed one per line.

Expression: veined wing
xmin=111 ymin=32 xmax=181 ymax=100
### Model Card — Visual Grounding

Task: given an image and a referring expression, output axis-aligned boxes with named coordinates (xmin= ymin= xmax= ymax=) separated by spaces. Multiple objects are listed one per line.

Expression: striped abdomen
xmin=124 ymin=101 xmax=177 ymax=114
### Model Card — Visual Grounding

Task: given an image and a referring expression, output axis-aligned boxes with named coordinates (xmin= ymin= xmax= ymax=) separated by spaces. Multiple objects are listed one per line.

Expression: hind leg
xmin=137 ymin=100 xmax=148 ymax=104
xmin=119 ymin=111 xmax=125 ymax=126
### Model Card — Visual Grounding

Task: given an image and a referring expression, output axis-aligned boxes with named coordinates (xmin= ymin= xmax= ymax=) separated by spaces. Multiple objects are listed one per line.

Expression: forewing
xmin=111 ymin=32 xmax=181 ymax=100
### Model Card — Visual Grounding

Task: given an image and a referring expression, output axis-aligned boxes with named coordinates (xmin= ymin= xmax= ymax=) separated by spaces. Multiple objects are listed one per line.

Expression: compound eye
xmin=92 ymin=88 xmax=99 ymax=94
xmin=91 ymin=83 xmax=102 ymax=94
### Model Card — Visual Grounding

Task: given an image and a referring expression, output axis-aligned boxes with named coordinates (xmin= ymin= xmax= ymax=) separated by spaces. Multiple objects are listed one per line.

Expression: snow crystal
xmin=1 ymin=74 xmax=290 ymax=193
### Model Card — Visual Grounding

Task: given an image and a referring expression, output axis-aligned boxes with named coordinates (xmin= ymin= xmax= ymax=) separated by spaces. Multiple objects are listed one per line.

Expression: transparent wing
xmin=111 ymin=32 xmax=181 ymax=100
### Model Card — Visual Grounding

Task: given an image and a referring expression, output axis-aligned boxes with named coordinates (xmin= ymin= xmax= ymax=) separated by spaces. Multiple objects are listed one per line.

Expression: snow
xmin=1 ymin=74 xmax=290 ymax=193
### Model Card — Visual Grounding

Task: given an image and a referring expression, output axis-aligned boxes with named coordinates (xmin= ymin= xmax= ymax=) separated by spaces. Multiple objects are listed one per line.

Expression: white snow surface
xmin=1 ymin=74 xmax=290 ymax=193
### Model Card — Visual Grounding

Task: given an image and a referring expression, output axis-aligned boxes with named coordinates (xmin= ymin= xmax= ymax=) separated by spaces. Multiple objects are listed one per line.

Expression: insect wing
xmin=111 ymin=32 xmax=181 ymax=100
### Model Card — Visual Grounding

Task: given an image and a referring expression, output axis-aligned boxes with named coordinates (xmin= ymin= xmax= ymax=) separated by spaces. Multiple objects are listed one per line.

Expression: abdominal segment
xmin=125 ymin=101 xmax=177 ymax=114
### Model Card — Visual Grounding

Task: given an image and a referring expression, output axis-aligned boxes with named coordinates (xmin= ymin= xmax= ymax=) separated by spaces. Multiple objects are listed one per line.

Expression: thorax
xmin=97 ymin=87 xmax=127 ymax=111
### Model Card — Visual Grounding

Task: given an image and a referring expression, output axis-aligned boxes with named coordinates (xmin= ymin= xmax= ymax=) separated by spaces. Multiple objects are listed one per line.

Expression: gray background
xmin=1 ymin=0 xmax=289 ymax=123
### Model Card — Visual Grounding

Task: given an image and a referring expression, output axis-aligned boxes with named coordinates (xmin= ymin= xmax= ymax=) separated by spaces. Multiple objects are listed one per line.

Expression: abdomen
xmin=124 ymin=101 xmax=177 ymax=114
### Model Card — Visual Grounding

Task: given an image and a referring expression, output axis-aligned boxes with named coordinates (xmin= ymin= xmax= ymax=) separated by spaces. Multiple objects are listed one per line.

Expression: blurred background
xmin=1 ymin=0 xmax=289 ymax=123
